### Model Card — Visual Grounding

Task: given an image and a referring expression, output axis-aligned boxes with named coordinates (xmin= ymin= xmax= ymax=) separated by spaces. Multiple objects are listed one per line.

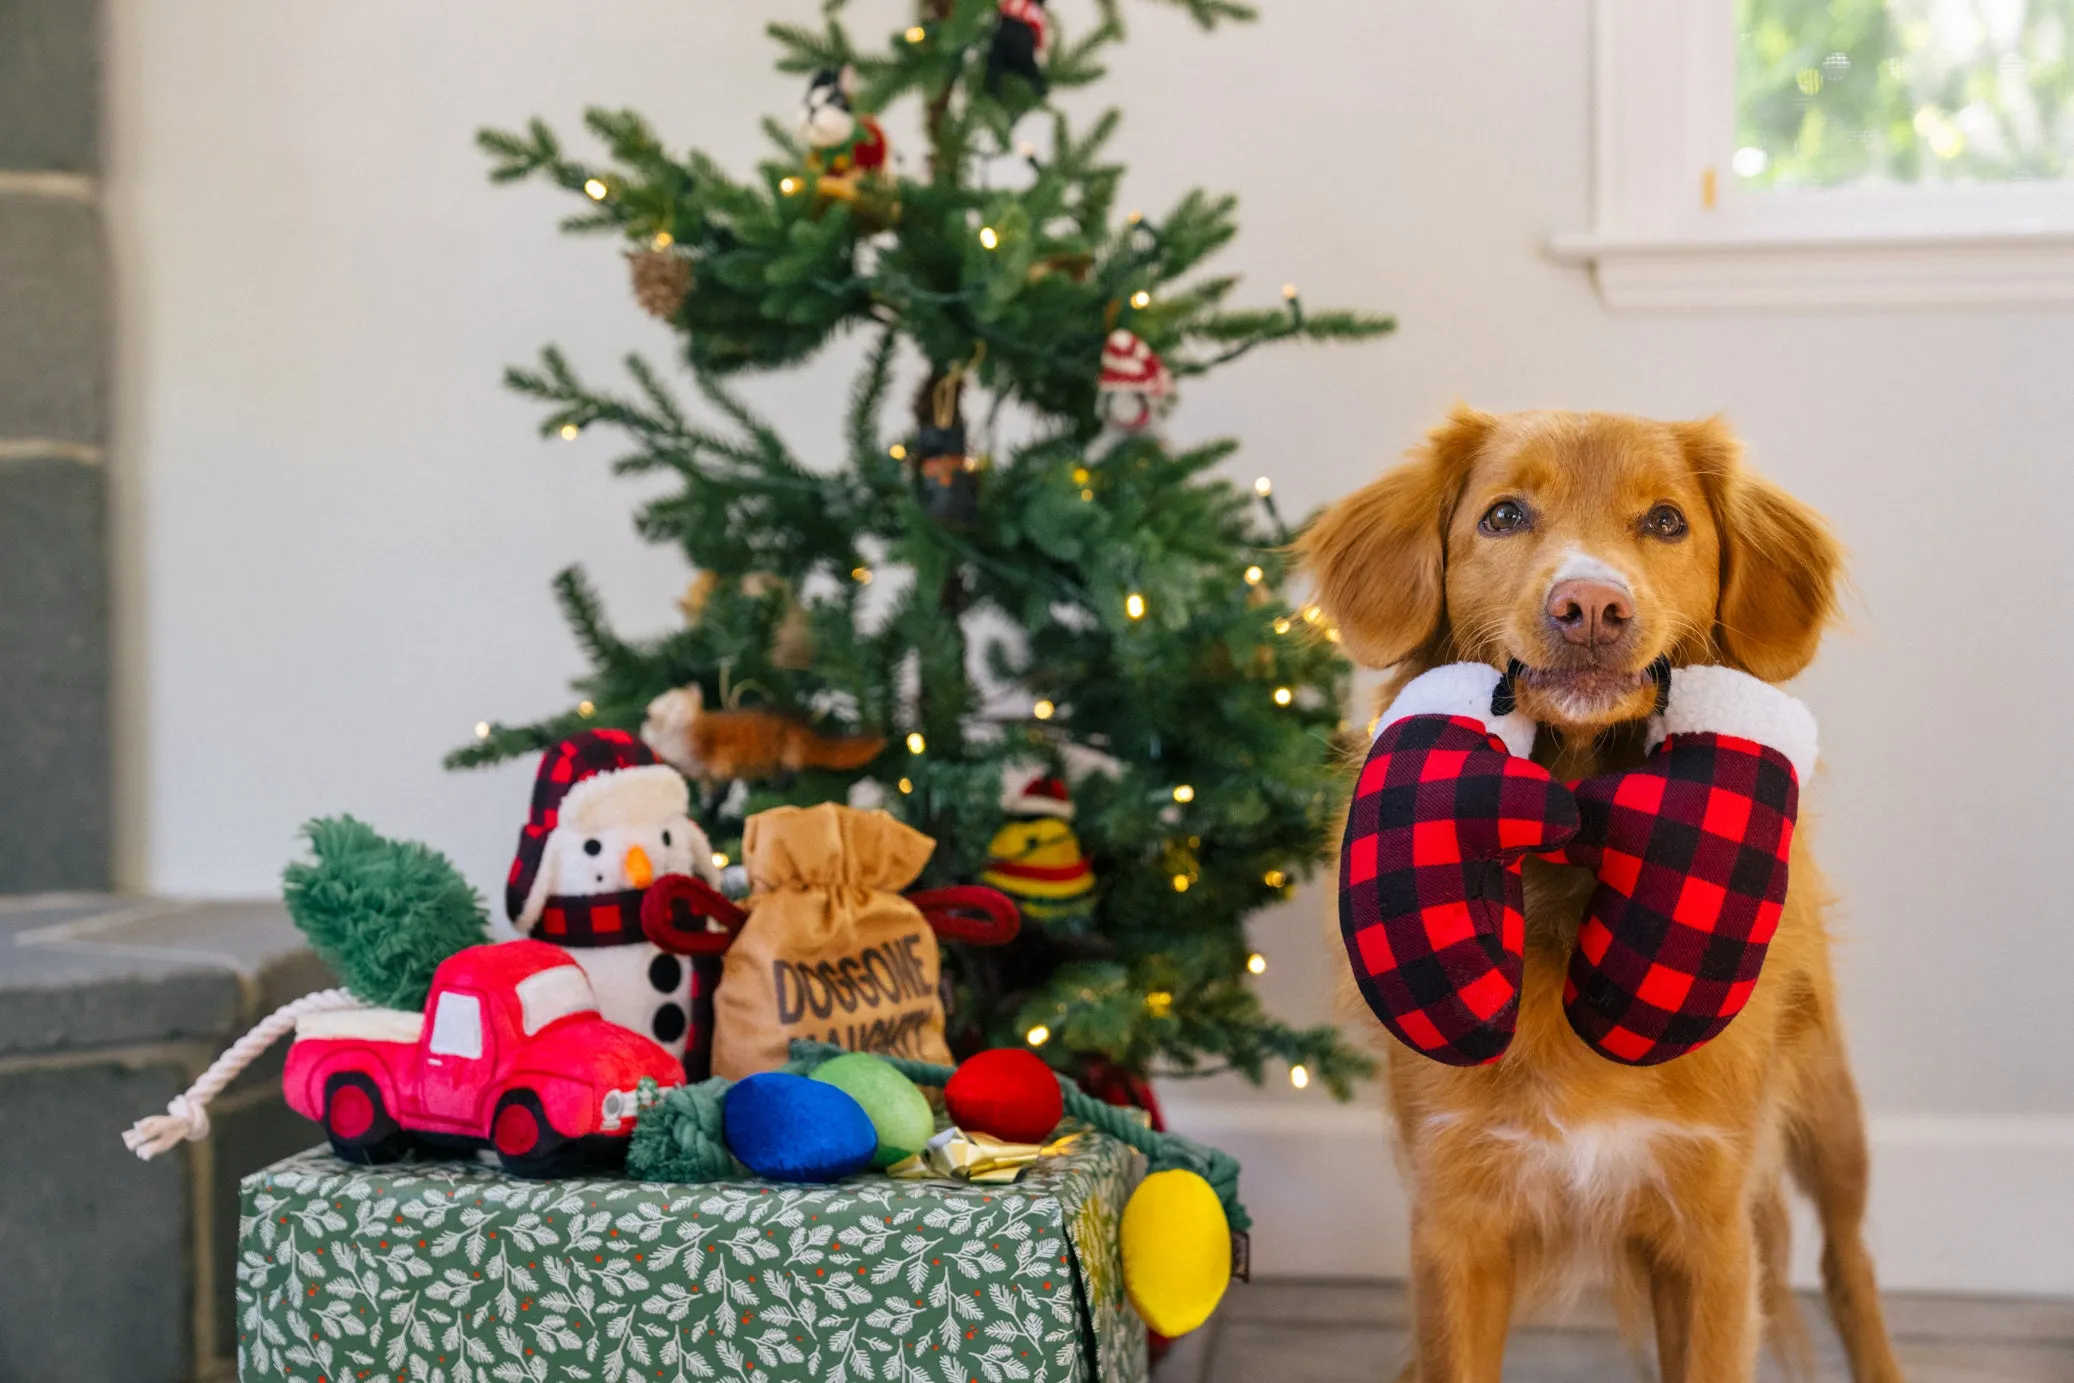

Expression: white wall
xmin=107 ymin=1 xmax=2074 ymax=1292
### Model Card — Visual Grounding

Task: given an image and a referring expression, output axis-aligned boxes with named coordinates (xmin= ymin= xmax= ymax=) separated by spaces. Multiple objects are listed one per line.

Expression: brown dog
xmin=1303 ymin=408 xmax=1904 ymax=1383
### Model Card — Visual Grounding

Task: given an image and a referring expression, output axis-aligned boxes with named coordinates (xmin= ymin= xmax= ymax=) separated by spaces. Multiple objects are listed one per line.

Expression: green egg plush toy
xmin=810 ymin=1053 xmax=937 ymax=1169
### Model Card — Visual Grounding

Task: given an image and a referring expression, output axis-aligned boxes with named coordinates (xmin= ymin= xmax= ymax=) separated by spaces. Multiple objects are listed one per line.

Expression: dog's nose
xmin=1546 ymin=579 xmax=1633 ymax=648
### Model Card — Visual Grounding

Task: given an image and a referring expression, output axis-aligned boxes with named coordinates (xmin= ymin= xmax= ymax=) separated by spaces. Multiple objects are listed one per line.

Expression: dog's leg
xmin=1788 ymin=1036 xmax=1906 ymax=1383
xmin=1670 ymin=1214 xmax=1761 ymax=1383
xmin=1647 ymin=1260 xmax=1692 ymax=1383
xmin=1753 ymin=1179 xmax=1815 ymax=1380
xmin=1408 ymin=1217 xmax=1515 ymax=1383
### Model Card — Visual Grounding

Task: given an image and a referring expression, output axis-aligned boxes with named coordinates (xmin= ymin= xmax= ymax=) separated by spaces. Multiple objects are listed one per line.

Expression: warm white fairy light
xmin=906 ymin=732 xmax=926 ymax=754
xmin=1033 ymin=699 xmax=1056 ymax=720
xmin=889 ymin=443 xmax=908 ymax=461
xmin=1145 ymin=991 xmax=1173 ymax=1016
xmin=1080 ymin=488 xmax=1095 ymax=502
xmin=559 ymin=423 xmax=580 ymax=440
xmin=1247 ymin=952 xmax=1268 ymax=975
xmin=1172 ymin=784 xmax=1195 ymax=803
xmin=584 ymin=178 xmax=609 ymax=201
xmin=1244 ymin=565 xmax=1264 ymax=585
xmin=1289 ymin=1064 xmax=1311 ymax=1090
xmin=1282 ymin=283 xmax=1299 ymax=300
xmin=1018 ymin=140 xmax=1037 ymax=158
xmin=1302 ymin=604 xmax=1323 ymax=624
xmin=1130 ymin=290 xmax=1151 ymax=309
xmin=1125 ymin=593 xmax=1146 ymax=620
xmin=652 ymin=231 xmax=674 ymax=248
xmin=1126 ymin=210 xmax=1143 ymax=224
xmin=1071 ymin=465 xmax=1091 ymax=485
xmin=1273 ymin=687 xmax=1294 ymax=706
xmin=852 ymin=566 xmax=873 ymax=584
xmin=1171 ymin=874 xmax=1190 ymax=893
xmin=1025 ymin=1024 xmax=1051 ymax=1046
xmin=1263 ymin=869 xmax=1286 ymax=888
xmin=898 ymin=776 xmax=914 ymax=794
xmin=1272 ymin=617 xmax=1292 ymax=635
xmin=712 ymin=852 xmax=730 ymax=870
xmin=1326 ymin=628 xmax=1343 ymax=644
xmin=1254 ymin=476 xmax=1273 ymax=497
xmin=578 ymin=700 xmax=596 ymax=718
xmin=978 ymin=226 xmax=1000 ymax=250
xmin=905 ymin=24 xmax=926 ymax=42
xmin=474 ymin=721 xmax=492 ymax=740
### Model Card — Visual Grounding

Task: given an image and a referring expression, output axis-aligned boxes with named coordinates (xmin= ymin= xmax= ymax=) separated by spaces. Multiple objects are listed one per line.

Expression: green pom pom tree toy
xmin=451 ymin=0 xmax=1387 ymax=1101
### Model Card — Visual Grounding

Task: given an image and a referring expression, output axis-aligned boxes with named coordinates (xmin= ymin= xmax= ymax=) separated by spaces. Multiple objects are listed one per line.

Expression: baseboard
xmin=1159 ymin=1097 xmax=2074 ymax=1297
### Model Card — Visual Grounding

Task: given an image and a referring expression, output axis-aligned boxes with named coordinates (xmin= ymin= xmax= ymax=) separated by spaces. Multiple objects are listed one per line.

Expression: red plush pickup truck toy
xmin=283 ymin=939 xmax=683 ymax=1176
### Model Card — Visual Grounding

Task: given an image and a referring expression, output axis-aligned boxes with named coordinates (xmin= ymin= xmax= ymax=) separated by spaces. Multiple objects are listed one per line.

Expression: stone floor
xmin=1155 ymin=1279 xmax=2074 ymax=1382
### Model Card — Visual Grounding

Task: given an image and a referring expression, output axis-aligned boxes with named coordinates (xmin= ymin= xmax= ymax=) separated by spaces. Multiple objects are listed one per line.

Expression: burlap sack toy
xmin=711 ymin=803 xmax=1016 ymax=1078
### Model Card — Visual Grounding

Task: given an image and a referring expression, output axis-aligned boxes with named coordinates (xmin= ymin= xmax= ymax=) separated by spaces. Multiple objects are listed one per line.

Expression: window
xmin=1552 ymin=0 xmax=2074 ymax=308
xmin=428 ymin=992 xmax=484 ymax=1058
xmin=515 ymin=965 xmax=597 ymax=1037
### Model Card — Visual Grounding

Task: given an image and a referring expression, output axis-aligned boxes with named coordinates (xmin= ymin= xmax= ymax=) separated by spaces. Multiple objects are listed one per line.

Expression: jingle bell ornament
xmin=982 ymin=775 xmax=1096 ymax=922
xmin=1097 ymin=329 xmax=1175 ymax=433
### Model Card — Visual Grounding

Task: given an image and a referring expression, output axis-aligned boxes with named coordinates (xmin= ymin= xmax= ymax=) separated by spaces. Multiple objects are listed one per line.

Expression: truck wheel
xmin=491 ymin=1090 xmax=578 ymax=1178
xmin=324 ymin=1072 xmax=409 ymax=1164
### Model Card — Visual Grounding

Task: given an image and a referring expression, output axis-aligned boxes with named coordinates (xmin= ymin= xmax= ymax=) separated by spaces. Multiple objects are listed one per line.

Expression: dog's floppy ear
xmin=1301 ymin=405 xmax=1493 ymax=668
xmin=1678 ymin=417 xmax=1842 ymax=682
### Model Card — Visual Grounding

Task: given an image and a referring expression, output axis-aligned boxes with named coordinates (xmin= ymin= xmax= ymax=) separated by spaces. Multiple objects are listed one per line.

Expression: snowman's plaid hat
xmin=506 ymin=729 xmax=687 ymax=928
xmin=1097 ymin=330 xmax=1172 ymax=399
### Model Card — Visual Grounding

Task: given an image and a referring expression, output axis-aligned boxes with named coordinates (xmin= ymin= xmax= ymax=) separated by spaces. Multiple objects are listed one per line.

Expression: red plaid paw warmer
xmin=1546 ymin=665 xmax=1815 ymax=1065
xmin=1340 ymin=662 xmax=1816 ymax=1069
xmin=1338 ymin=664 xmax=1578 ymax=1066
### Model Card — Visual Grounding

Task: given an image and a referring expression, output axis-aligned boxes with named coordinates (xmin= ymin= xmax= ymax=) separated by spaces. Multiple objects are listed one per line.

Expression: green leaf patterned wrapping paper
xmin=236 ymin=1132 xmax=1148 ymax=1383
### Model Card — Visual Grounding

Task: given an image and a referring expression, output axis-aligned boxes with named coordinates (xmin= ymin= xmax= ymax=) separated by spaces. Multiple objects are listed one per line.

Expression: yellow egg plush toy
xmin=1118 ymin=1168 xmax=1232 ymax=1336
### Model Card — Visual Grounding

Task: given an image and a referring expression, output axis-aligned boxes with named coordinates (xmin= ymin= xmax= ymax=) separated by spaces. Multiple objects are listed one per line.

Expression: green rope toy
xmin=628 ymin=1039 xmax=1250 ymax=1233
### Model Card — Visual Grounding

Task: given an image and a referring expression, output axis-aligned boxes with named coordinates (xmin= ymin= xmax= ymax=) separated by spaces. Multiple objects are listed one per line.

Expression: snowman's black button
xmin=649 ymin=953 xmax=684 ymax=993
xmin=651 ymin=1003 xmax=687 ymax=1044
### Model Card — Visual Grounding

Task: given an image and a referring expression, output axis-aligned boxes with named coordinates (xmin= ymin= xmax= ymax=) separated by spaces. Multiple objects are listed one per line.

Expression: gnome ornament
xmin=508 ymin=730 xmax=726 ymax=1076
xmin=987 ymin=0 xmax=1050 ymax=96
xmin=1097 ymin=329 xmax=1176 ymax=433
xmin=981 ymin=775 xmax=1096 ymax=923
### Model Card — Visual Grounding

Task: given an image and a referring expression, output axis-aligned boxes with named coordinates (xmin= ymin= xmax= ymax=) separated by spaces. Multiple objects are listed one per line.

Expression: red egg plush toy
xmin=945 ymin=1048 xmax=1065 ymax=1144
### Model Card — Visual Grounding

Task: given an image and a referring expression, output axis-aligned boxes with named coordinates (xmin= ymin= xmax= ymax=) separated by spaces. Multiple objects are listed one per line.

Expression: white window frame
xmin=1549 ymin=0 xmax=2074 ymax=309
xmin=428 ymin=991 xmax=484 ymax=1059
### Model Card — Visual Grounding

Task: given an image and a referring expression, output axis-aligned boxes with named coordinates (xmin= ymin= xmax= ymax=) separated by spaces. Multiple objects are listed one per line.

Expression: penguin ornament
xmin=508 ymin=730 xmax=733 ymax=1077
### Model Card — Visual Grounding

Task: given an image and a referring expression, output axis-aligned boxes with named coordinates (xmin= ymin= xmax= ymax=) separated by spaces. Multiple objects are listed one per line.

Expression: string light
xmin=1282 ymin=283 xmax=1299 ymax=300
xmin=1247 ymin=952 xmax=1268 ymax=975
xmin=1263 ymin=869 xmax=1286 ymax=888
xmin=978 ymin=226 xmax=1000 ymax=250
xmin=1071 ymin=466 xmax=1091 ymax=485
xmin=1302 ymin=604 xmax=1323 ymax=624
xmin=578 ymin=700 xmax=596 ymax=718
xmin=1130 ymin=290 xmax=1151 ymax=309
xmin=1273 ymin=617 xmax=1292 ymax=635
xmin=1326 ymin=628 xmax=1343 ymax=644
xmin=1244 ymin=565 xmax=1264 ymax=585
xmin=1080 ymin=488 xmax=1095 ymax=502
xmin=652 ymin=231 xmax=674 ymax=248
xmin=889 ymin=443 xmax=908 ymax=461
xmin=559 ymin=424 xmax=580 ymax=440
xmin=1033 ymin=699 xmax=1056 ymax=720
xmin=583 ymin=178 xmax=609 ymax=201
xmin=1172 ymin=784 xmax=1195 ymax=803
xmin=1018 ymin=140 xmax=1037 ymax=159
xmin=712 ymin=852 xmax=730 ymax=870
xmin=1127 ymin=210 xmax=1144 ymax=224
xmin=1145 ymin=991 xmax=1174 ymax=1016
xmin=852 ymin=566 xmax=873 ymax=584
xmin=906 ymin=732 xmax=926 ymax=754
xmin=1289 ymin=1064 xmax=1311 ymax=1090
xmin=898 ymin=776 xmax=914 ymax=794
xmin=1273 ymin=687 xmax=1294 ymax=706
xmin=905 ymin=24 xmax=926 ymax=42
xmin=1125 ymin=593 xmax=1146 ymax=620
xmin=1254 ymin=476 xmax=1273 ymax=497
xmin=1172 ymin=874 xmax=1190 ymax=893
xmin=779 ymin=176 xmax=801 ymax=196
xmin=1025 ymin=1024 xmax=1051 ymax=1046
xmin=474 ymin=721 xmax=492 ymax=740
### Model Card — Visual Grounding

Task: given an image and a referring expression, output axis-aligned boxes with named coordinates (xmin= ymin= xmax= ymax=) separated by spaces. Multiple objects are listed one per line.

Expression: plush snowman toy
xmin=507 ymin=730 xmax=723 ymax=1072
xmin=1096 ymin=329 xmax=1175 ymax=434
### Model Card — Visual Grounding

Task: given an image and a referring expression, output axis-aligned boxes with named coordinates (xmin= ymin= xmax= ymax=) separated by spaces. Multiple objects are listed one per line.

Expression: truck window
xmin=428 ymin=991 xmax=484 ymax=1059
xmin=515 ymin=965 xmax=598 ymax=1036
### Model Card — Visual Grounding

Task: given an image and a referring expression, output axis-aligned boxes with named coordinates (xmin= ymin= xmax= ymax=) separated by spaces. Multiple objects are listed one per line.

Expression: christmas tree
xmin=454 ymin=0 xmax=1392 ymax=1099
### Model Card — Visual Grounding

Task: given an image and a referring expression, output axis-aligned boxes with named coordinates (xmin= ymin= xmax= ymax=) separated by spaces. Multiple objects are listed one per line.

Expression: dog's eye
xmin=1644 ymin=504 xmax=1689 ymax=540
xmin=1479 ymin=500 xmax=1529 ymax=535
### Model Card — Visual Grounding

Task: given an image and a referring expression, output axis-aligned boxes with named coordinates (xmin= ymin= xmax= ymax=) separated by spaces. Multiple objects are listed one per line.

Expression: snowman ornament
xmin=507 ymin=730 xmax=723 ymax=1074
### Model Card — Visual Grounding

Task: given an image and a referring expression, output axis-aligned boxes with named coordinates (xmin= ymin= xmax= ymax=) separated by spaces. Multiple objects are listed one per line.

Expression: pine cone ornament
xmin=628 ymin=247 xmax=693 ymax=321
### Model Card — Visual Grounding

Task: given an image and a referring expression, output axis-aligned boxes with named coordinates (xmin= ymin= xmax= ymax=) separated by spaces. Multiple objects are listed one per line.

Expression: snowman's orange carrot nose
xmin=624 ymin=844 xmax=655 ymax=890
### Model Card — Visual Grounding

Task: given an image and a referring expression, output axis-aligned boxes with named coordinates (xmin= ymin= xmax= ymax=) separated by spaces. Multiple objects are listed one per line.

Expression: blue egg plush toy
xmin=723 ymin=1073 xmax=878 ymax=1183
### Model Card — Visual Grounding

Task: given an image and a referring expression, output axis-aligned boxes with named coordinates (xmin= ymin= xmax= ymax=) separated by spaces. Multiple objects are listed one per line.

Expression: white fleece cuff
xmin=1647 ymin=665 xmax=1818 ymax=781
xmin=1375 ymin=662 xmax=1537 ymax=759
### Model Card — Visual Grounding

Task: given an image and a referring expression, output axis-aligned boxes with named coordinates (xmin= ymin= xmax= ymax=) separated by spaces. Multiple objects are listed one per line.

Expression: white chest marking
xmin=1422 ymin=1111 xmax=1727 ymax=1213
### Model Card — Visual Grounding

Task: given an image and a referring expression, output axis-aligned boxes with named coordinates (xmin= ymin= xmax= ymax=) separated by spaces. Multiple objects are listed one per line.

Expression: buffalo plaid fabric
xmin=532 ymin=888 xmax=646 ymax=947
xmin=1547 ymin=733 xmax=1800 ymax=1065
xmin=684 ymin=954 xmax=721 ymax=1083
xmin=506 ymin=729 xmax=658 ymax=924
xmin=1340 ymin=714 xmax=1580 ymax=1066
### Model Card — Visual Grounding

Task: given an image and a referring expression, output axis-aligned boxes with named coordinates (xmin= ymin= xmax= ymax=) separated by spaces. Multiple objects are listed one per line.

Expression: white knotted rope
xmin=122 ymin=986 xmax=365 ymax=1160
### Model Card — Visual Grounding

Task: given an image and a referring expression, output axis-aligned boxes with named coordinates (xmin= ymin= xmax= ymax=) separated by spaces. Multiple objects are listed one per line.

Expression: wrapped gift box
xmin=235 ymin=1131 xmax=1147 ymax=1383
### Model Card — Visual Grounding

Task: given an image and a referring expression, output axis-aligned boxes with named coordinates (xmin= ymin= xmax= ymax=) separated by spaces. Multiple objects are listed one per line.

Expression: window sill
xmin=1547 ymin=227 xmax=2074 ymax=311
